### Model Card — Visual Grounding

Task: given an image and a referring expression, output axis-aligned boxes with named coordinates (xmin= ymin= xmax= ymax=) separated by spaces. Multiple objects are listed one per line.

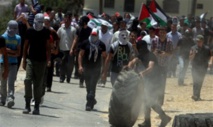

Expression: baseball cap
xmin=90 ymin=28 xmax=98 ymax=36
xmin=44 ymin=16 xmax=50 ymax=21
xmin=196 ymin=35 xmax=204 ymax=41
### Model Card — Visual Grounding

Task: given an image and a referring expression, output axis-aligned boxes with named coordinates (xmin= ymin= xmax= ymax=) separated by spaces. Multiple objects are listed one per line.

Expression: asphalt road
xmin=0 ymin=72 xmax=112 ymax=127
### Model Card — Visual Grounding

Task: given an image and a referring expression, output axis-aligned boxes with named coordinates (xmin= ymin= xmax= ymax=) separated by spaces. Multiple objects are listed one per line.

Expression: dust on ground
xmin=135 ymin=68 xmax=213 ymax=127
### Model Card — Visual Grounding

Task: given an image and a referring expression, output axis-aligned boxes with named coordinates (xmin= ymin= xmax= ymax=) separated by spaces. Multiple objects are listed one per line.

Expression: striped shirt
xmin=154 ymin=38 xmax=173 ymax=67
xmin=28 ymin=4 xmax=41 ymax=26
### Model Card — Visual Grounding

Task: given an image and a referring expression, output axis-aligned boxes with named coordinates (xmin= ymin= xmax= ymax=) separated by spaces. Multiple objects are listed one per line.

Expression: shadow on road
xmin=11 ymin=107 xmax=24 ymax=111
xmin=39 ymin=113 xmax=61 ymax=118
xmin=200 ymin=99 xmax=213 ymax=102
xmin=41 ymin=105 xmax=61 ymax=110
xmin=92 ymin=109 xmax=108 ymax=114
xmin=49 ymin=91 xmax=68 ymax=94
xmin=165 ymin=110 xmax=182 ymax=113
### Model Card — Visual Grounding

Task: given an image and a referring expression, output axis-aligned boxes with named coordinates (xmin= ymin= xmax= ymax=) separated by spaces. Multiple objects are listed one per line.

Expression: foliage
xmin=39 ymin=0 xmax=84 ymax=14
xmin=0 ymin=0 xmax=17 ymax=34
xmin=0 ymin=0 xmax=84 ymax=34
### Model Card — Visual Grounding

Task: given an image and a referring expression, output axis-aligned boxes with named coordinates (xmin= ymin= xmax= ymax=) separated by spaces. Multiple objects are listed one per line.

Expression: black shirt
xmin=81 ymin=40 xmax=106 ymax=69
xmin=177 ymin=37 xmax=195 ymax=58
xmin=110 ymin=44 xmax=131 ymax=73
xmin=0 ymin=36 xmax=6 ymax=48
xmin=76 ymin=27 xmax=92 ymax=50
xmin=26 ymin=27 xmax=50 ymax=61
xmin=138 ymin=52 xmax=159 ymax=77
xmin=191 ymin=45 xmax=211 ymax=68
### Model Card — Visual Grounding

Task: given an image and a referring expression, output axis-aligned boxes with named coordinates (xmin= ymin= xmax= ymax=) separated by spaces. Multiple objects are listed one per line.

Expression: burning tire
xmin=172 ymin=113 xmax=213 ymax=127
xmin=109 ymin=70 xmax=143 ymax=127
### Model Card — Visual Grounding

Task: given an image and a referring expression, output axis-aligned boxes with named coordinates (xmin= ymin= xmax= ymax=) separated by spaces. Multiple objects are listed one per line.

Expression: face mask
xmin=7 ymin=20 xmax=18 ymax=37
xmin=118 ymin=31 xmax=128 ymax=45
xmin=33 ymin=13 xmax=44 ymax=31
xmin=7 ymin=27 xmax=18 ymax=37
xmin=33 ymin=21 xmax=43 ymax=31
xmin=90 ymin=36 xmax=98 ymax=43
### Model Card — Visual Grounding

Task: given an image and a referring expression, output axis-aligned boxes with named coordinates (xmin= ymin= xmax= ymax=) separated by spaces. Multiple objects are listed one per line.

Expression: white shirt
xmin=98 ymin=30 xmax=113 ymax=53
xmin=142 ymin=35 xmax=159 ymax=51
xmin=57 ymin=25 xmax=77 ymax=51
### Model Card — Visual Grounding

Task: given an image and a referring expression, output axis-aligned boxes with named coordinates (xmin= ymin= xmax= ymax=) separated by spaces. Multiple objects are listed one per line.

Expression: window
xmin=163 ymin=0 xmax=179 ymax=13
xmin=104 ymin=0 xmax=115 ymax=8
xmin=197 ymin=4 xmax=203 ymax=9
xmin=124 ymin=0 xmax=135 ymax=12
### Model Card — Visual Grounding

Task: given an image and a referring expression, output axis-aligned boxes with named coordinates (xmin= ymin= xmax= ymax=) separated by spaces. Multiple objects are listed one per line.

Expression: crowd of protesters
xmin=0 ymin=0 xmax=213 ymax=127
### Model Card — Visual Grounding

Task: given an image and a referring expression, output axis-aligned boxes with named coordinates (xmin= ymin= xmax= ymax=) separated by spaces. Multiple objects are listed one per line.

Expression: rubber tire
xmin=172 ymin=113 xmax=213 ymax=127
xmin=109 ymin=70 xmax=143 ymax=127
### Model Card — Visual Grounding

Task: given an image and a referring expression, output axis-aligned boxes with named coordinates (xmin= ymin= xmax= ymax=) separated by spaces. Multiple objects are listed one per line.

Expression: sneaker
xmin=66 ymin=78 xmax=70 ymax=83
xmin=59 ymin=79 xmax=64 ymax=83
xmin=159 ymin=115 xmax=171 ymax=127
xmin=79 ymin=83 xmax=84 ymax=88
xmin=47 ymin=87 xmax=51 ymax=92
xmin=32 ymin=108 xmax=40 ymax=115
xmin=7 ymin=100 xmax=15 ymax=108
xmin=97 ymin=83 xmax=102 ymax=87
xmin=191 ymin=96 xmax=201 ymax=101
xmin=91 ymin=99 xmax=97 ymax=110
xmin=23 ymin=107 xmax=31 ymax=114
xmin=100 ymin=83 xmax=105 ymax=87
xmin=85 ymin=105 xmax=92 ymax=111
xmin=0 ymin=102 xmax=5 ymax=106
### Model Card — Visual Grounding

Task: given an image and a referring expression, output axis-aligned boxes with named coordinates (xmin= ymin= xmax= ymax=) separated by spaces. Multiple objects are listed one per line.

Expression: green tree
xmin=0 ymin=0 xmax=17 ymax=34
xmin=0 ymin=0 xmax=84 ymax=34
xmin=40 ymin=0 xmax=84 ymax=14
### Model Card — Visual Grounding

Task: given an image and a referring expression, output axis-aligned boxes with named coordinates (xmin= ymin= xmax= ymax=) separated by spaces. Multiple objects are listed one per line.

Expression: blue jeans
xmin=84 ymin=68 xmax=101 ymax=101
xmin=0 ymin=64 xmax=18 ymax=102
xmin=178 ymin=56 xmax=189 ymax=85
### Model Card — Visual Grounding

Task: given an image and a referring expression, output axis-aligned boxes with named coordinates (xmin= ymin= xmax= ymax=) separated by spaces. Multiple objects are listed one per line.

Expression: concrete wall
xmin=83 ymin=0 xmax=213 ymax=18
xmin=196 ymin=0 xmax=213 ymax=18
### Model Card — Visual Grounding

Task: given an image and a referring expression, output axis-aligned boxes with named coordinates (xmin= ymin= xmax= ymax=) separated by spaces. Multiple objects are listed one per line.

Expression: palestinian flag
xmin=149 ymin=0 xmax=169 ymax=26
xmin=87 ymin=13 xmax=95 ymax=19
xmin=138 ymin=3 xmax=157 ymax=28
xmin=87 ymin=14 xmax=112 ymax=30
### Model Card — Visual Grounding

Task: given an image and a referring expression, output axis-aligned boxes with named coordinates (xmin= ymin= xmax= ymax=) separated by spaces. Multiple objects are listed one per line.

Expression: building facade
xmin=83 ymin=0 xmax=213 ymax=19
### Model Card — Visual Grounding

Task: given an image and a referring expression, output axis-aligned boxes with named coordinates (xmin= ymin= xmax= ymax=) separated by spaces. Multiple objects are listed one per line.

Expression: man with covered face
xmin=22 ymin=13 xmax=51 ymax=115
xmin=78 ymin=28 xmax=107 ymax=111
xmin=0 ymin=21 xmax=19 ymax=108
xmin=102 ymin=30 xmax=134 ymax=85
